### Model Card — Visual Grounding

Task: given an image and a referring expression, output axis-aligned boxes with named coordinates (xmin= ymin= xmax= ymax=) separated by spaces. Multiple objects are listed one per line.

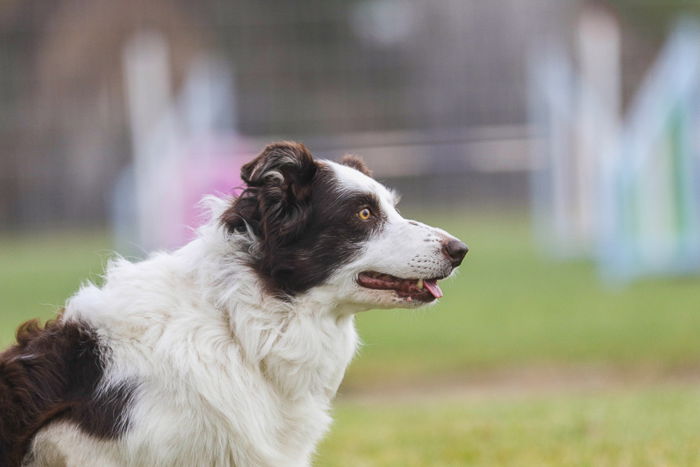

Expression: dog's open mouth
xmin=357 ymin=271 xmax=444 ymax=302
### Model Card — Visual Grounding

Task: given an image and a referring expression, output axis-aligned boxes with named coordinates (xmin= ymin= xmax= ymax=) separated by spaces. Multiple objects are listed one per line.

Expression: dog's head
xmin=221 ymin=141 xmax=468 ymax=309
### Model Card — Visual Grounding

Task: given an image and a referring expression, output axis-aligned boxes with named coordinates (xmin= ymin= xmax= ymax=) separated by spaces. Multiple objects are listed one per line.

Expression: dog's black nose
xmin=443 ymin=239 xmax=468 ymax=267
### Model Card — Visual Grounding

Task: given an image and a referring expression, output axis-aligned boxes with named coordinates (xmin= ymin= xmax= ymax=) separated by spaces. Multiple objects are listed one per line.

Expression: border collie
xmin=0 ymin=142 xmax=467 ymax=467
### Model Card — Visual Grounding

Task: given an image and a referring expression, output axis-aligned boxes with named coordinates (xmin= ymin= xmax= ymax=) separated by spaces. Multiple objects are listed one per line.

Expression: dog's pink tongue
xmin=424 ymin=280 xmax=443 ymax=299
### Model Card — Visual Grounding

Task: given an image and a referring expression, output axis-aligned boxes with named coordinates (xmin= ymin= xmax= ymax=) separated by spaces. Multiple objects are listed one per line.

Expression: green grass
xmin=345 ymin=212 xmax=700 ymax=386
xmin=0 ymin=230 xmax=112 ymax=346
xmin=2 ymin=215 xmax=700 ymax=374
xmin=3 ymin=217 xmax=700 ymax=465
xmin=317 ymin=386 xmax=700 ymax=466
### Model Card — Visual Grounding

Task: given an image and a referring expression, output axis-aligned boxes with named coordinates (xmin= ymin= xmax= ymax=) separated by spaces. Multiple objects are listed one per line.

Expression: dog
xmin=0 ymin=141 xmax=468 ymax=466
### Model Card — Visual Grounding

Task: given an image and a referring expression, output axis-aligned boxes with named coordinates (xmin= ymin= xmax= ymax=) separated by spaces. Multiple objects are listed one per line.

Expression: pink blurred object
xmin=170 ymin=138 xmax=251 ymax=248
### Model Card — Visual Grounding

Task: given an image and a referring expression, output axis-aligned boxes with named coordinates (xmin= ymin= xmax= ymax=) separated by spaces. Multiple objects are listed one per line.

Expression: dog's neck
xmin=224 ymin=292 xmax=358 ymax=401
xmin=191 ymin=227 xmax=360 ymax=402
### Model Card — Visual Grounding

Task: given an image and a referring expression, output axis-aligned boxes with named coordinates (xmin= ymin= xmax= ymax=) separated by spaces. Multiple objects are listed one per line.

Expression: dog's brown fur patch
xmin=0 ymin=314 xmax=134 ymax=466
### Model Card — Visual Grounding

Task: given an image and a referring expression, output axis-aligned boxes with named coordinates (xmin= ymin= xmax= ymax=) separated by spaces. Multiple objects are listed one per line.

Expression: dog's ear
xmin=241 ymin=141 xmax=316 ymax=195
xmin=339 ymin=154 xmax=372 ymax=177
xmin=222 ymin=141 xmax=317 ymax=245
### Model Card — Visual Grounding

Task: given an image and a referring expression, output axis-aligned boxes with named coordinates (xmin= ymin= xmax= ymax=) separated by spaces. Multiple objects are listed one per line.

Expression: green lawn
xmin=318 ymin=386 xmax=700 ymax=466
xmin=2 ymin=215 xmax=700 ymax=466
xmin=0 ymin=230 xmax=112 ymax=346
xmin=3 ymin=215 xmax=699 ymax=374
xmin=346 ymin=213 xmax=700 ymax=387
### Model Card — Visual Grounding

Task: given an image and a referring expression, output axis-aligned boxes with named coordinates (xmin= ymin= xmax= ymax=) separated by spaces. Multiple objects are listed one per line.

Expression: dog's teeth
xmin=416 ymin=279 xmax=424 ymax=290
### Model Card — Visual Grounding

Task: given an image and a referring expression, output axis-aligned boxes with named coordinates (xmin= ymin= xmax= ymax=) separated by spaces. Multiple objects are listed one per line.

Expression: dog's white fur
xmin=28 ymin=161 xmax=458 ymax=467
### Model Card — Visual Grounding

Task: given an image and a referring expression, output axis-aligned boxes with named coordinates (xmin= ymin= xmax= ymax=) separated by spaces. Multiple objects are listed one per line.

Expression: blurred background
xmin=2 ymin=0 xmax=700 ymax=465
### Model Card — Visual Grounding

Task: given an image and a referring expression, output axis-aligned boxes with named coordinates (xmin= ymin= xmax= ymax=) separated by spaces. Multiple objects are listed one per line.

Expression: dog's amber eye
xmin=357 ymin=208 xmax=372 ymax=220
